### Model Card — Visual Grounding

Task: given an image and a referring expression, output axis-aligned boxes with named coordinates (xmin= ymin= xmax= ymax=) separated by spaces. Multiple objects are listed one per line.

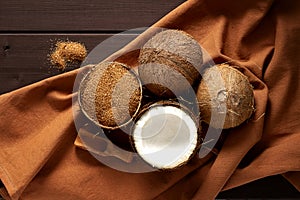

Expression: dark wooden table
xmin=0 ymin=1 xmax=299 ymax=199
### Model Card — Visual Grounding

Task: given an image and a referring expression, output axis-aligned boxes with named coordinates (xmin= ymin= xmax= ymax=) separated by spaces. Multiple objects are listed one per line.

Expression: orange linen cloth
xmin=0 ymin=0 xmax=300 ymax=199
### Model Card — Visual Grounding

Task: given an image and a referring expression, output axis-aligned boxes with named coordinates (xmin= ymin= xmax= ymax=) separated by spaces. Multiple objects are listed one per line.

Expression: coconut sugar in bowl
xmin=78 ymin=61 xmax=143 ymax=130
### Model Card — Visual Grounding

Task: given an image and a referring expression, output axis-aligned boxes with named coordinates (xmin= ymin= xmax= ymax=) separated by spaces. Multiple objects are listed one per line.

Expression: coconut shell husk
xmin=197 ymin=63 xmax=255 ymax=129
xmin=130 ymin=100 xmax=203 ymax=170
xmin=138 ymin=29 xmax=203 ymax=97
xmin=79 ymin=61 xmax=143 ymax=130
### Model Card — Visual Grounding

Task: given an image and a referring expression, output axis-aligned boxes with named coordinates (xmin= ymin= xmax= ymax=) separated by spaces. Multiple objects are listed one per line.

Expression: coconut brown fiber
xmin=138 ymin=29 xmax=203 ymax=97
xmin=50 ymin=41 xmax=87 ymax=70
xmin=197 ymin=64 xmax=255 ymax=129
xmin=79 ymin=62 xmax=142 ymax=129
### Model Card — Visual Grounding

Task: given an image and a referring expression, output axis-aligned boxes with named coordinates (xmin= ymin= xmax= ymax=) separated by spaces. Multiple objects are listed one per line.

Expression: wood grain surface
xmin=0 ymin=33 xmax=140 ymax=93
xmin=0 ymin=0 xmax=186 ymax=94
xmin=0 ymin=0 xmax=185 ymax=31
xmin=0 ymin=34 xmax=110 ymax=93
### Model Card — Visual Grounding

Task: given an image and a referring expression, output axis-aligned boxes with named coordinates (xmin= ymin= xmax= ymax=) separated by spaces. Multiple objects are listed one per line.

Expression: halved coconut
xmin=131 ymin=101 xmax=201 ymax=170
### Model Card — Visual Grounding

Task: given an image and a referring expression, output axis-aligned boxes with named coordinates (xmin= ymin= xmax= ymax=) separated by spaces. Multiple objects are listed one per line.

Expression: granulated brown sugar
xmin=95 ymin=63 xmax=141 ymax=127
xmin=80 ymin=62 xmax=142 ymax=129
xmin=49 ymin=41 xmax=87 ymax=70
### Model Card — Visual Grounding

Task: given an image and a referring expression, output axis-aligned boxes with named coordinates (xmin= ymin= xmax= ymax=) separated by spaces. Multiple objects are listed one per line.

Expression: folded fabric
xmin=0 ymin=0 xmax=299 ymax=199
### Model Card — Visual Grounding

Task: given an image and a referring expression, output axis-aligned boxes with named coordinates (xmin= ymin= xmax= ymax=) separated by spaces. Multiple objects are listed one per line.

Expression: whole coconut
xmin=197 ymin=64 xmax=255 ymax=129
xmin=138 ymin=29 xmax=203 ymax=97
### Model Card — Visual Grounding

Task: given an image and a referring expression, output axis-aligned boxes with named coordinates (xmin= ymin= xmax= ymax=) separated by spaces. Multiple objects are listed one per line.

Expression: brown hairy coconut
xmin=197 ymin=64 xmax=255 ymax=129
xmin=131 ymin=101 xmax=202 ymax=170
xmin=79 ymin=61 xmax=142 ymax=129
xmin=138 ymin=29 xmax=203 ymax=97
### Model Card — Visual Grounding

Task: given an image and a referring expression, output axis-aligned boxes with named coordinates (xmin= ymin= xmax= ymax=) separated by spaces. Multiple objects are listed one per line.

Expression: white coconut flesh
xmin=132 ymin=105 xmax=198 ymax=169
